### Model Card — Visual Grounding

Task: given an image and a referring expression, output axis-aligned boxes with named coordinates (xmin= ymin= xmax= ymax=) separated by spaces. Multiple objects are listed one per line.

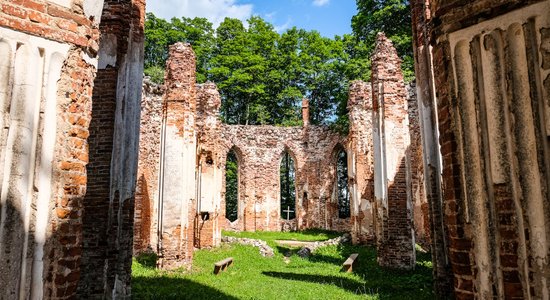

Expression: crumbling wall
xmin=372 ymin=33 xmax=415 ymax=270
xmin=347 ymin=81 xmax=375 ymax=244
xmin=77 ymin=0 xmax=145 ymax=298
xmin=156 ymin=43 xmax=197 ymax=269
xmin=0 ymin=0 xmax=106 ymax=298
xmin=134 ymin=78 xmax=164 ymax=254
xmin=414 ymin=0 xmax=550 ymax=298
xmin=410 ymin=0 xmax=453 ymax=297
xmin=195 ymin=82 xmax=223 ymax=248
xmin=407 ymin=82 xmax=430 ymax=248
xmin=218 ymin=125 xmax=345 ymax=232
xmin=135 ymin=40 xmax=424 ymax=270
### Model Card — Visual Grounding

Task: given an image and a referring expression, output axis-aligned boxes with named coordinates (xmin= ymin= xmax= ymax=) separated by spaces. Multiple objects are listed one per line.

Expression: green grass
xmin=132 ymin=231 xmax=435 ymax=299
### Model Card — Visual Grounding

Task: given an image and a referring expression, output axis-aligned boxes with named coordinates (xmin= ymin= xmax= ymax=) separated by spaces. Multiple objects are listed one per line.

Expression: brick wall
xmin=133 ymin=79 xmax=164 ymax=254
xmin=157 ymin=43 xmax=197 ymax=269
xmin=0 ymin=0 xmax=106 ymax=298
xmin=77 ymin=0 xmax=144 ymax=298
xmin=0 ymin=0 xmax=101 ymax=51
xmin=371 ymin=33 xmax=415 ymax=270
xmin=348 ymin=81 xmax=376 ymax=244
xmin=415 ymin=0 xmax=550 ymax=298
xmin=218 ymin=125 xmax=346 ymax=232
xmin=406 ymin=82 xmax=430 ymax=248
xmin=136 ymin=41 xmax=423 ymax=268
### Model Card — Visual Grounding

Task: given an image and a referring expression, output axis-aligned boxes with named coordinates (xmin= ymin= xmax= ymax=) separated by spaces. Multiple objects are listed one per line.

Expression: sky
xmin=147 ymin=0 xmax=358 ymax=38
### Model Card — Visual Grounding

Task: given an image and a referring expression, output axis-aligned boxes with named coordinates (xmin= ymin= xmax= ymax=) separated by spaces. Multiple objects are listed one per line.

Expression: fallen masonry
xmin=221 ymin=236 xmax=275 ymax=257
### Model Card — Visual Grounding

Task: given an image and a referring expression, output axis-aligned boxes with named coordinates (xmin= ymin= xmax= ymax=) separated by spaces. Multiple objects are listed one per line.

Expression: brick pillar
xmin=158 ymin=43 xmax=197 ymax=269
xmin=410 ymin=0 xmax=453 ymax=296
xmin=347 ymin=81 xmax=375 ymax=244
xmin=196 ymin=83 xmax=223 ymax=248
xmin=78 ymin=0 xmax=145 ymax=298
xmin=371 ymin=33 xmax=415 ymax=269
xmin=302 ymin=98 xmax=310 ymax=127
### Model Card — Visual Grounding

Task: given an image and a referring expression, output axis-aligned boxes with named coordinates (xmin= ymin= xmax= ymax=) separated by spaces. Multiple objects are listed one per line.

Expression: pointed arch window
xmin=280 ymin=151 xmax=296 ymax=220
xmin=225 ymin=149 xmax=239 ymax=222
xmin=337 ymin=148 xmax=350 ymax=219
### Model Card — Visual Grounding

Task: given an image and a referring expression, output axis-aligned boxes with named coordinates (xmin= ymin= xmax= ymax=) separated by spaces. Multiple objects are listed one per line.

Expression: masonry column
xmin=347 ymin=81 xmax=375 ymax=244
xmin=158 ymin=43 xmax=197 ymax=269
xmin=372 ymin=33 xmax=415 ymax=269
xmin=302 ymin=98 xmax=310 ymax=127
xmin=196 ymin=83 xmax=223 ymax=248
xmin=410 ymin=0 xmax=453 ymax=296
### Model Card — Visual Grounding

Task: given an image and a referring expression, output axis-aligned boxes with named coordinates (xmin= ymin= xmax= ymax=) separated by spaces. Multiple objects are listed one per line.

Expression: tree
xmin=351 ymin=0 xmax=414 ymax=80
xmin=280 ymin=152 xmax=296 ymax=220
xmin=144 ymin=13 xmax=214 ymax=83
xmin=143 ymin=14 xmax=371 ymax=128
xmin=225 ymin=150 xmax=238 ymax=222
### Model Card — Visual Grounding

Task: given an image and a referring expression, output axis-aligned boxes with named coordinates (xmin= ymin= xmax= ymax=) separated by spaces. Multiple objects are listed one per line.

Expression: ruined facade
xmin=134 ymin=38 xmax=426 ymax=271
xmin=0 ymin=0 xmax=144 ymax=298
xmin=412 ymin=0 xmax=550 ymax=298
xmin=2 ymin=0 xmax=547 ymax=299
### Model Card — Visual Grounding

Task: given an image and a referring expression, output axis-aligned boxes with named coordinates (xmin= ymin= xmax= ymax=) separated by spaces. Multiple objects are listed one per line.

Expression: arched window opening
xmin=225 ymin=150 xmax=238 ymax=222
xmin=337 ymin=149 xmax=350 ymax=219
xmin=280 ymin=151 xmax=296 ymax=220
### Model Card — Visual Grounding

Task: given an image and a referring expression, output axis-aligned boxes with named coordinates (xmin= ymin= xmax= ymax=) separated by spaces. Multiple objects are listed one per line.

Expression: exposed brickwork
xmin=410 ymin=0 xmax=454 ymax=297
xmin=347 ymin=81 xmax=375 ymax=244
xmin=406 ymin=82 xmax=430 ymax=248
xmin=414 ymin=0 xmax=550 ymax=298
xmin=136 ymin=43 xmax=426 ymax=270
xmin=371 ymin=33 xmax=415 ymax=270
xmin=0 ymin=0 xmax=106 ymax=299
xmin=0 ymin=0 xmax=100 ymax=51
xmin=44 ymin=47 xmax=96 ymax=300
xmin=157 ymin=43 xmax=197 ymax=269
xmin=1 ymin=0 xmax=143 ymax=298
xmin=134 ymin=79 xmax=164 ymax=254
xmin=219 ymin=125 xmax=345 ymax=232
xmin=77 ymin=0 xmax=145 ymax=298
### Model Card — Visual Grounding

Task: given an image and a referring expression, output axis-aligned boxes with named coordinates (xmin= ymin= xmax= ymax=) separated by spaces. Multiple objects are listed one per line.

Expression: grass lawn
xmin=132 ymin=230 xmax=435 ymax=299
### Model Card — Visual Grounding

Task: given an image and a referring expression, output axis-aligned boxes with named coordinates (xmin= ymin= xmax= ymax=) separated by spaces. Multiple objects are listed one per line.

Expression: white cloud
xmin=147 ymin=0 xmax=254 ymax=28
xmin=274 ymin=16 xmax=293 ymax=33
xmin=312 ymin=0 xmax=330 ymax=7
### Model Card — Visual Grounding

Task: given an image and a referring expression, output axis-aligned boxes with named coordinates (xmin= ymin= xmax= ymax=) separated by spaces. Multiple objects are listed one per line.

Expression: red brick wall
xmin=406 ymin=83 xmax=430 ymax=248
xmin=77 ymin=0 xmax=145 ymax=297
xmin=157 ymin=43 xmax=197 ymax=269
xmin=415 ymin=0 xmax=550 ymax=298
xmin=0 ymin=0 xmax=100 ymax=51
xmin=0 ymin=0 xmax=104 ymax=298
xmin=133 ymin=79 xmax=164 ymax=254
xmin=371 ymin=33 xmax=415 ymax=270
xmin=45 ymin=47 xmax=97 ymax=300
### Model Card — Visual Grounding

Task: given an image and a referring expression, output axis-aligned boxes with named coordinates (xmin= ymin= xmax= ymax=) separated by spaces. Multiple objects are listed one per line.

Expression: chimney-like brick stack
xmin=302 ymin=98 xmax=310 ymax=127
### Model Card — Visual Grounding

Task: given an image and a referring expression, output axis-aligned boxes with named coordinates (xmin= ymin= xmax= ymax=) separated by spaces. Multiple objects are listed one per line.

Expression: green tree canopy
xmin=351 ymin=0 xmax=413 ymax=80
xmin=144 ymin=13 xmax=372 ymax=128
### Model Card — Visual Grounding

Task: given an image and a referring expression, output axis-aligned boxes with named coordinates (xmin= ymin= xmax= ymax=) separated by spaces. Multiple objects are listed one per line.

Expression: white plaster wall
xmin=448 ymin=2 xmax=550 ymax=297
xmin=0 ymin=27 xmax=72 ymax=300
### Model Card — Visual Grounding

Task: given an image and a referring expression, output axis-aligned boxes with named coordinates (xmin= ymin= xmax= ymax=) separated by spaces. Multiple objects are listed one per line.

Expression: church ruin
xmin=133 ymin=36 xmax=427 ymax=271
xmin=0 ymin=0 xmax=548 ymax=299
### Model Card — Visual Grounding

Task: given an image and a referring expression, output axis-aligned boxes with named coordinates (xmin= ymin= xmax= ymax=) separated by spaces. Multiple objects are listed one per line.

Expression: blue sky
xmin=147 ymin=0 xmax=358 ymax=38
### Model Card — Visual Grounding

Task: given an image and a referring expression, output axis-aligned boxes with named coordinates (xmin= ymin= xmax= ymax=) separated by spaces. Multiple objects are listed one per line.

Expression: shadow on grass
xmin=297 ymin=228 xmax=343 ymax=239
xmin=304 ymin=243 xmax=435 ymax=299
xmin=262 ymin=271 xmax=367 ymax=294
xmin=276 ymin=245 xmax=297 ymax=256
xmin=132 ymin=276 xmax=239 ymax=300
xmin=135 ymin=252 xmax=158 ymax=268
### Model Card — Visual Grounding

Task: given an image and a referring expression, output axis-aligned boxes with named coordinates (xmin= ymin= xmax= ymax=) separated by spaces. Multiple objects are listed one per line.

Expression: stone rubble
xmin=296 ymin=233 xmax=352 ymax=258
xmin=221 ymin=236 xmax=275 ymax=257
